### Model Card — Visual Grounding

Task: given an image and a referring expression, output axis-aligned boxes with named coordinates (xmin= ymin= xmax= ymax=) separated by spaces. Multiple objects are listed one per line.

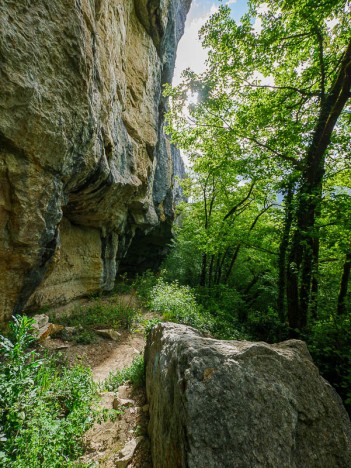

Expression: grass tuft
xmin=104 ymin=355 xmax=145 ymax=392
xmin=50 ymin=298 xmax=140 ymax=344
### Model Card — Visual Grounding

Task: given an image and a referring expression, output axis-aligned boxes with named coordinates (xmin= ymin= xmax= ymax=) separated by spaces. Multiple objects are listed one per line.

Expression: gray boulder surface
xmin=145 ymin=322 xmax=351 ymax=468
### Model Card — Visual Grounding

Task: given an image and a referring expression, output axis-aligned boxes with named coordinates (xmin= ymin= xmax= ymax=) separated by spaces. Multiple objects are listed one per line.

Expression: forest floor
xmin=41 ymin=293 xmax=154 ymax=467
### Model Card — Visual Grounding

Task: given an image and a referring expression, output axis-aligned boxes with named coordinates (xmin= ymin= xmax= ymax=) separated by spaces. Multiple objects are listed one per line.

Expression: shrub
xmin=246 ymin=307 xmax=289 ymax=343
xmin=132 ymin=270 xmax=158 ymax=302
xmin=0 ymin=316 xmax=97 ymax=467
xmin=149 ymin=278 xmax=214 ymax=334
xmin=308 ymin=314 xmax=351 ymax=414
xmin=104 ymin=355 xmax=145 ymax=392
xmin=51 ymin=298 xmax=140 ymax=343
xmin=196 ymin=285 xmax=246 ymax=317
xmin=143 ymin=318 xmax=162 ymax=337
xmin=195 ymin=285 xmax=248 ymax=340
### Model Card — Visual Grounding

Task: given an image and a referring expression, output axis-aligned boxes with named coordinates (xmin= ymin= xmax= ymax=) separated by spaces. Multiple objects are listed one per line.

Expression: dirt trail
xmin=92 ymin=332 xmax=145 ymax=382
xmin=43 ymin=293 xmax=154 ymax=467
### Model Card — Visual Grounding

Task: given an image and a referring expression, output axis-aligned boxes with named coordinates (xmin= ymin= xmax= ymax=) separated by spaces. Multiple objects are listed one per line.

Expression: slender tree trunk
xmin=310 ymin=236 xmax=320 ymax=320
xmin=243 ymin=273 xmax=263 ymax=295
xmin=217 ymin=262 xmax=223 ymax=285
xmin=208 ymin=254 xmax=215 ymax=288
xmin=287 ymin=164 xmax=323 ymax=330
xmin=224 ymin=203 xmax=274 ymax=284
xmin=287 ymin=249 xmax=301 ymax=330
xmin=214 ymin=255 xmax=221 ymax=285
xmin=277 ymin=182 xmax=294 ymax=322
xmin=200 ymin=176 xmax=216 ymax=287
xmin=224 ymin=245 xmax=241 ymax=283
xmin=217 ymin=248 xmax=230 ymax=285
xmin=200 ymin=253 xmax=207 ymax=287
xmin=337 ymin=252 xmax=351 ymax=315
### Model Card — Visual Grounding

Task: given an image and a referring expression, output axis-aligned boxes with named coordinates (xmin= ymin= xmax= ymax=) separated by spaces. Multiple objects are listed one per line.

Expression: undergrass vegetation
xmin=0 ymin=316 xmax=97 ymax=467
xmin=113 ymin=273 xmax=134 ymax=295
xmin=148 ymin=278 xmax=215 ymax=335
xmin=132 ymin=270 xmax=158 ymax=303
xmin=104 ymin=355 xmax=145 ymax=392
xmin=143 ymin=318 xmax=162 ymax=336
xmin=307 ymin=315 xmax=351 ymax=410
xmin=50 ymin=298 xmax=140 ymax=344
xmin=143 ymin=274 xmax=246 ymax=340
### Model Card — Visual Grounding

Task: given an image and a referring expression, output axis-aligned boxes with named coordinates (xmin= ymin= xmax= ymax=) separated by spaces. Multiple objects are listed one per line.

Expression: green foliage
xmin=0 ymin=316 xmax=97 ymax=467
xmin=143 ymin=318 xmax=162 ymax=337
xmin=246 ymin=307 xmax=289 ymax=343
xmin=308 ymin=315 xmax=351 ymax=413
xmin=51 ymin=298 xmax=140 ymax=343
xmin=114 ymin=273 xmax=134 ymax=295
xmin=165 ymin=0 xmax=351 ymax=311
xmin=132 ymin=270 xmax=158 ymax=302
xmin=194 ymin=285 xmax=247 ymax=339
xmin=104 ymin=355 xmax=145 ymax=392
xmin=149 ymin=278 xmax=215 ymax=334
xmin=72 ymin=329 xmax=97 ymax=345
xmin=163 ymin=0 xmax=351 ymax=408
xmin=161 ymin=227 xmax=202 ymax=287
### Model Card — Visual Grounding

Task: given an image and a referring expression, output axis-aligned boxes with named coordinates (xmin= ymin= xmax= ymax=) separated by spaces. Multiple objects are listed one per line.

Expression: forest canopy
xmin=164 ymin=0 xmax=351 ymax=407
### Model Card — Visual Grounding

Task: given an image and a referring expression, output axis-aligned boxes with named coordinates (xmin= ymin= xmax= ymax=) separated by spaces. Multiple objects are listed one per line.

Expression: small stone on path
xmin=96 ymin=329 xmax=122 ymax=341
xmin=114 ymin=437 xmax=143 ymax=468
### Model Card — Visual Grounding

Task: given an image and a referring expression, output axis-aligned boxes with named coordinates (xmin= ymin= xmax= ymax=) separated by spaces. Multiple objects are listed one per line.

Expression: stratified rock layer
xmin=0 ymin=0 xmax=190 ymax=320
xmin=145 ymin=323 xmax=351 ymax=468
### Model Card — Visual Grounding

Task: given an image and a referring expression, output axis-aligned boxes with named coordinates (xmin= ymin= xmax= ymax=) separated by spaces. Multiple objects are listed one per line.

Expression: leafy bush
xmin=72 ymin=329 xmax=97 ymax=345
xmin=0 ymin=316 xmax=97 ymax=467
xmin=149 ymin=278 xmax=214 ymax=334
xmin=246 ymin=307 xmax=289 ymax=343
xmin=143 ymin=318 xmax=162 ymax=337
xmin=161 ymin=236 xmax=202 ymax=287
xmin=104 ymin=355 xmax=145 ymax=392
xmin=132 ymin=270 xmax=158 ymax=302
xmin=195 ymin=285 xmax=248 ymax=339
xmin=51 ymin=298 xmax=139 ymax=342
xmin=308 ymin=315 xmax=351 ymax=414
xmin=196 ymin=285 xmax=246 ymax=317
xmin=205 ymin=311 xmax=248 ymax=340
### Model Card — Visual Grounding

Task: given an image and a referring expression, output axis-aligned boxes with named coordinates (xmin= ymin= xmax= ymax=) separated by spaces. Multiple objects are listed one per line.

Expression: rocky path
xmin=81 ymin=324 xmax=152 ymax=468
xmin=92 ymin=332 xmax=145 ymax=383
xmin=41 ymin=294 xmax=154 ymax=467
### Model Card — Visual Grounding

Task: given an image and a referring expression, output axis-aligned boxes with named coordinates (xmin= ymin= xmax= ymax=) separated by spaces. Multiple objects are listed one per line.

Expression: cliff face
xmin=0 ymin=0 xmax=191 ymax=320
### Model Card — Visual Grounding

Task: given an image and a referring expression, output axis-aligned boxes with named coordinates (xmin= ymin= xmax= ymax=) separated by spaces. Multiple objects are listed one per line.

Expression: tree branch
xmin=242 ymin=80 xmax=319 ymax=98
xmin=242 ymin=135 xmax=302 ymax=168
xmin=223 ymin=181 xmax=256 ymax=221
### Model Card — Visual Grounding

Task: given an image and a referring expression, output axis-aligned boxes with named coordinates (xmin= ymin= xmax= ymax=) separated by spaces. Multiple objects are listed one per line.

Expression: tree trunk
xmin=200 ymin=254 xmax=207 ymax=287
xmin=208 ymin=254 xmax=215 ymax=288
xmin=286 ymin=38 xmax=351 ymax=331
xmin=277 ymin=182 xmax=294 ymax=322
xmin=310 ymin=236 xmax=320 ymax=320
xmin=224 ymin=245 xmax=241 ymax=283
xmin=337 ymin=252 xmax=351 ymax=315
xmin=214 ymin=254 xmax=222 ymax=285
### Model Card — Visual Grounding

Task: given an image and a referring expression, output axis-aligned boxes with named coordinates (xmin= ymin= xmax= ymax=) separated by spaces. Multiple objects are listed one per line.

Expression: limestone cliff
xmin=0 ymin=0 xmax=191 ymax=320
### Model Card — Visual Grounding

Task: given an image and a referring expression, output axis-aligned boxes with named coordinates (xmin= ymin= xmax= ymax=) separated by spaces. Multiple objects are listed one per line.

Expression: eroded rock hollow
xmin=145 ymin=323 xmax=351 ymax=468
xmin=0 ymin=0 xmax=191 ymax=320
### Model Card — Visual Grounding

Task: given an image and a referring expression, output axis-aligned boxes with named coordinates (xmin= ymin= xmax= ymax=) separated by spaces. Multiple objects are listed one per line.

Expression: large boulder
xmin=145 ymin=323 xmax=351 ymax=468
xmin=0 ymin=0 xmax=190 ymax=320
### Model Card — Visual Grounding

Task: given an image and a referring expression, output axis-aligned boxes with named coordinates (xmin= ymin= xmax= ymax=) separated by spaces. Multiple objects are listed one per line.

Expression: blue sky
xmin=173 ymin=0 xmax=248 ymax=84
xmin=188 ymin=0 xmax=249 ymax=22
